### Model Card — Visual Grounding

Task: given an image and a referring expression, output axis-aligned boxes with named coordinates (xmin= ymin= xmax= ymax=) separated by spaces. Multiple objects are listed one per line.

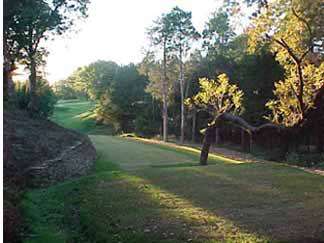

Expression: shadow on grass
xmin=22 ymin=135 xmax=324 ymax=243
xmin=151 ymin=162 xmax=201 ymax=169
xmin=132 ymin=163 xmax=324 ymax=243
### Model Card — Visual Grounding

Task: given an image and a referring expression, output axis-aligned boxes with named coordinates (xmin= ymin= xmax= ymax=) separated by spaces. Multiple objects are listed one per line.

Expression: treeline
xmin=56 ymin=0 xmax=323 ymax=157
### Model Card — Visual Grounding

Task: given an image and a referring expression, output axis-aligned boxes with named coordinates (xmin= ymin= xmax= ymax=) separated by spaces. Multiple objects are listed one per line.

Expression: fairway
xmin=22 ymin=101 xmax=324 ymax=243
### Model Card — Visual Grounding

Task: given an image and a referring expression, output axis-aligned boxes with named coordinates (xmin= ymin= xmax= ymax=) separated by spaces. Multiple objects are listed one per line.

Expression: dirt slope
xmin=3 ymin=109 xmax=96 ymax=242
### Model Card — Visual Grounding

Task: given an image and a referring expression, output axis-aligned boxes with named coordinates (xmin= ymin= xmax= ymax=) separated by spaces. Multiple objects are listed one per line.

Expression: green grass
xmin=22 ymin=100 xmax=324 ymax=243
xmin=50 ymin=100 xmax=112 ymax=134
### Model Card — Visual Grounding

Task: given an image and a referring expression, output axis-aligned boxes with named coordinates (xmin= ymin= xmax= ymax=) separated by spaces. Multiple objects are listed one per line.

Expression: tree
xmin=187 ymin=73 xmax=244 ymax=118
xmin=8 ymin=0 xmax=89 ymax=114
xmin=53 ymin=79 xmax=85 ymax=100
xmin=186 ymin=73 xmax=244 ymax=164
xmin=167 ymin=6 xmax=200 ymax=143
xmin=266 ymin=63 xmax=324 ymax=126
xmin=15 ymin=78 xmax=57 ymax=118
xmin=110 ymin=64 xmax=149 ymax=132
xmin=248 ymin=0 xmax=323 ymax=126
xmin=67 ymin=60 xmax=119 ymax=100
xmin=233 ymin=48 xmax=284 ymax=125
xmin=202 ymin=9 xmax=235 ymax=56
xmin=147 ymin=13 xmax=174 ymax=142
xmin=3 ymin=0 xmax=27 ymax=101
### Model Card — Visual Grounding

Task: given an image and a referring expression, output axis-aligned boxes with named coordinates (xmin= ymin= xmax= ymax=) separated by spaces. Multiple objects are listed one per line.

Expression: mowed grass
xmin=22 ymin=100 xmax=324 ymax=243
xmin=50 ymin=99 xmax=112 ymax=134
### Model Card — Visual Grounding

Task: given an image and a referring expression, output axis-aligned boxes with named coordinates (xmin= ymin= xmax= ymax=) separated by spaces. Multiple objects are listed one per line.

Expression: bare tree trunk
xmin=3 ymin=40 xmax=15 ymax=102
xmin=296 ymin=61 xmax=305 ymax=117
xmin=241 ymin=129 xmax=245 ymax=151
xmin=162 ymin=43 xmax=168 ymax=142
xmin=200 ymin=127 xmax=214 ymax=165
xmin=3 ymin=63 xmax=15 ymax=102
xmin=191 ymin=108 xmax=196 ymax=143
xmin=179 ymin=46 xmax=185 ymax=144
xmin=162 ymin=94 xmax=168 ymax=142
xmin=215 ymin=127 xmax=220 ymax=145
xmin=248 ymin=132 xmax=253 ymax=153
xmin=316 ymin=124 xmax=323 ymax=152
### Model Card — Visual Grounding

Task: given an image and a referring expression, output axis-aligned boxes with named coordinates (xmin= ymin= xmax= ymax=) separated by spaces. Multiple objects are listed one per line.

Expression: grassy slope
xmin=22 ymin=100 xmax=324 ymax=243
xmin=51 ymin=100 xmax=112 ymax=134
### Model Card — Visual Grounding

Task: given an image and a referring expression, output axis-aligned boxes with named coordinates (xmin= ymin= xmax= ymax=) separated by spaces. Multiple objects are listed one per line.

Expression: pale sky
xmin=45 ymin=0 xmax=225 ymax=84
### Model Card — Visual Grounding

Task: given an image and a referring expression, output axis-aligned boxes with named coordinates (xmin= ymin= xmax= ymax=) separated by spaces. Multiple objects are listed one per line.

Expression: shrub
xmin=285 ymin=152 xmax=324 ymax=167
xmin=15 ymin=79 xmax=57 ymax=118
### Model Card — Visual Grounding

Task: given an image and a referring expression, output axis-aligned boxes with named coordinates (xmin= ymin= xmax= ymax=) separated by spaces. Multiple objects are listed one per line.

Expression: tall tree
xmin=9 ymin=0 xmax=89 ymax=114
xmin=3 ymin=0 xmax=26 ymax=101
xmin=147 ymin=14 xmax=173 ymax=141
xmin=202 ymin=9 xmax=235 ymax=56
xmin=248 ymin=0 xmax=323 ymax=126
xmin=167 ymin=6 xmax=200 ymax=143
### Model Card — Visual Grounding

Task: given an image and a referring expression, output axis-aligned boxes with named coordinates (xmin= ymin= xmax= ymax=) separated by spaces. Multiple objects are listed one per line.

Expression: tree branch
xmin=211 ymin=112 xmax=282 ymax=134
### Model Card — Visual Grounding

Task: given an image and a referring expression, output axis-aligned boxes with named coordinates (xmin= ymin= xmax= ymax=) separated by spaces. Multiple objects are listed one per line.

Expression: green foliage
xmin=141 ymin=57 xmax=177 ymax=102
xmin=63 ymin=62 xmax=152 ymax=133
xmin=134 ymin=101 xmax=161 ymax=137
xmin=97 ymin=64 xmax=149 ymax=132
xmin=266 ymin=63 xmax=324 ymax=126
xmin=202 ymin=9 xmax=234 ymax=55
xmin=4 ymin=0 xmax=90 ymax=114
xmin=285 ymin=151 xmax=324 ymax=167
xmin=167 ymin=7 xmax=200 ymax=54
xmin=15 ymin=79 xmax=57 ymax=118
xmin=233 ymin=49 xmax=285 ymax=124
xmin=187 ymin=74 xmax=244 ymax=118
xmin=65 ymin=60 xmax=119 ymax=101
xmin=248 ymin=0 xmax=323 ymax=126
xmin=53 ymin=79 xmax=86 ymax=100
xmin=9 ymin=0 xmax=89 ymax=59
xmin=248 ymin=0 xmax=323 ymax=67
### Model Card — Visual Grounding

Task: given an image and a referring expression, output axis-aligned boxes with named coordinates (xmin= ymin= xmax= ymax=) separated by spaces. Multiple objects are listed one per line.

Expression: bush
xmin=285 ymin=152 xmax=302 ymax=165
xmin=134 ymin=114 xmax=160 ymax=137
xmin=285 ymin=152 xmax=324 ymax=167
xmin=15 ymin=79 xmax=57 ymax=118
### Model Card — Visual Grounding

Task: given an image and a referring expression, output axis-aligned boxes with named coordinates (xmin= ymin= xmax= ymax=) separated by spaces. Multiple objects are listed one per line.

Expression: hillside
xmin=3 ymin=109 xmax=96 ymax=242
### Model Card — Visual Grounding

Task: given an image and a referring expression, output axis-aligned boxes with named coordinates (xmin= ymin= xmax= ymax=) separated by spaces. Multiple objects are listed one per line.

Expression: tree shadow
xmin=129 ymin=163 xmax=324 ymax=242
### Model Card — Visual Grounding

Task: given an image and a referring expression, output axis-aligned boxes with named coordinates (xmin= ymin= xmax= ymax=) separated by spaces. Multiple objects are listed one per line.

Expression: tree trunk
xmin=162 ymin=42 xmax=168 ymax=142
xmin=191 ymin=108 xmax=196 ymax=143
xmin=28 ymin=56 xmax=39 ymax=114
xmin=3 ymin=63 xmax=15 ymax=102
xmin=199 ymin=112 xmax=282 ymax=165
xmin=248 ymin=132 xmax=253 ymax=153
xmin=316 ymin=124 xmax=323 ymax=153
xmin=215 ymin=127 xmax=220 ymax=145
xmin=200 ymin=127 xmax=214 ymax=165
xmin=3 ymin=40 xmax=15 ymax=102
xmin=241 ymin=129 xmax=245 ymax=151
xmin=179 ymin=46 xmax=185 ymax=144
xmin=296 ymin=60 xmax=305 ymax=117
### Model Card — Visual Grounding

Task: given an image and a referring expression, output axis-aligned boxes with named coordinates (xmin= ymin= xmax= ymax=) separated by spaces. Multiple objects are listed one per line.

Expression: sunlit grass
xmin=50 ymin=100 xmax=112 ymax=134
xmin=129 ymin=136 xmax=248 ymax=164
